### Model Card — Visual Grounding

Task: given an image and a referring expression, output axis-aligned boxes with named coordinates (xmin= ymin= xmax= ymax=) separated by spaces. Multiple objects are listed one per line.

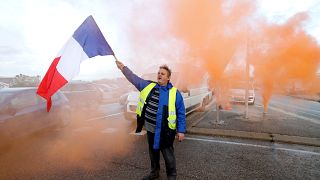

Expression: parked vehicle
xmin=0 ymin=87 xmax=71 ymax=147
xmin=228 ymin=81 xmax=255 ymax=105
xmin=123 ymin=72 xmax=212 ymax=120
xmin=119 ymin=91 xmax=133 ymax=105
xmin=92 ymin=83 xmax=119 ymax=103
xmin=60 ymin=81 xmax=103 ymax=109
xmin=0 ymin=82 xmax=9 ymax=88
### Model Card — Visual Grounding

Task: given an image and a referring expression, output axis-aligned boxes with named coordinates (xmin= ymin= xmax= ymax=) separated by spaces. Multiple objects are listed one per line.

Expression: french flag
xmin=37 ymin=15 xmax=114 ymax=112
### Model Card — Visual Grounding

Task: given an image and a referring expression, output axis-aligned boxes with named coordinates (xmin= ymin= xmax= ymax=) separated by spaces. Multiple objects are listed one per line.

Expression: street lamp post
xmin=245 ymin=32 xmax=250 ymax=119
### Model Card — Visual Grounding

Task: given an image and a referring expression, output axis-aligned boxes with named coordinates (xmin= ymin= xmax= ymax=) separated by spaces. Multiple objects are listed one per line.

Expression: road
xmin=0 ymin=97 xmax=319 ymax=179
xmin=256 ymin=94 xmax=320 ymax=124
xmin=228 ymin=92 xmax=320 ymax=127
xmin=230 ymin=92 xmax=320 ymax=122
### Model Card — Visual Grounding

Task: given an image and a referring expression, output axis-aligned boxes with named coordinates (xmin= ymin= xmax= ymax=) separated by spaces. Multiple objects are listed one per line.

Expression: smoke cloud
xmin=163 ymin=0 xmax=320 ymax=110
xmin=0 ymin=108 xmax=134 ymax=177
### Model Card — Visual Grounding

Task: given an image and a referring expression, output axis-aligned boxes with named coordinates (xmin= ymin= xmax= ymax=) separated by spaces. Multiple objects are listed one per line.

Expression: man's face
xmin=157 ymin=68 xmax=170 ymax=86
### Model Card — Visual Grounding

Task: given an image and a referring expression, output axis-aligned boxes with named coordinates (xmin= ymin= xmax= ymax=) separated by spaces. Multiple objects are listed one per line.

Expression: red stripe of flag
xmin=36 ymin=57 xmax=68 ymax=112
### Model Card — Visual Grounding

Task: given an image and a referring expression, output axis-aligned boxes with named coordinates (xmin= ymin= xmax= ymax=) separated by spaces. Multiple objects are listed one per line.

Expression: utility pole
xmin=214 ymin=82 xmax=224 ymax=125
xmin=216 ymin=84 xmax=220 ymax=123
xmin=245 ymin=31 xmax=249 ymax=119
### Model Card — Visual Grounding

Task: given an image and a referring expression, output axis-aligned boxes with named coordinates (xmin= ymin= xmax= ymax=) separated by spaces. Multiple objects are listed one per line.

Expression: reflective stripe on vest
xmin=168 ymin=87 xmax=177 ymax=130
xmin=136 ymin=83 xmax=177 ymax=130
xmin=136 ymin=83 xmax=156 ymax=116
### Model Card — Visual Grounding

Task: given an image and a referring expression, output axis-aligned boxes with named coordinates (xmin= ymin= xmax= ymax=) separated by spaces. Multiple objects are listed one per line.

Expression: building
xmin=0 ymin=74 xmax=41 ymax=87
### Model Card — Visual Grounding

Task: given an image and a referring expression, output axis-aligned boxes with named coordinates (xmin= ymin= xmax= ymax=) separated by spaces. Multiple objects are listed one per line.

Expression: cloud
xmin=0 ymin=46 xmax=25 ymax=55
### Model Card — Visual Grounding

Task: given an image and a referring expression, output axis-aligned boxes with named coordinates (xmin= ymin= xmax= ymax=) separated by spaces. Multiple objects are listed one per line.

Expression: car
xmin=60 ymin=81 xmax=103 ymax=109
xmin=0 ymin=87 xmax=71 ymax=147
xmin=119 ymin=91 xmax=133 ymax=105
xmin=93 ymin=83 xmax=119 ymax=103
xmin=285 ymin=79 xmax=309 ymax=95
xmin=228 ymin=81 xmax=255 ymax=105
xmin=92 ymin=77 xmax=136 ymax=105
xmin=93 ymin=83 xmax=132 ymax=104
xmin=0 ymin=82 xmax=9 ymax=88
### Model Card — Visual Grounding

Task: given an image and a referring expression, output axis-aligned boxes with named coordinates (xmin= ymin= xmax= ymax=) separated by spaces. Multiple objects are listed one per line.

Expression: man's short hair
xmin=159 ymin=64 xmax=172 ymax=77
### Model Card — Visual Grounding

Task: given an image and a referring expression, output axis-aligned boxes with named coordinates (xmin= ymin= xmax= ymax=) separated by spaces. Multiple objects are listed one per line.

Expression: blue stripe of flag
xmin=73 ymin=15 xmax=114 ymax=58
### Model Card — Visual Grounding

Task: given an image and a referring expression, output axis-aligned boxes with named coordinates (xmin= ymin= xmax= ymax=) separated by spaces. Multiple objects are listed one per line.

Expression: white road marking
xmin=86 ymin=112 xmax=124 ymax=122
xmin=256 ymin=96 xmax=320 ymax=115
xmin=99 ymin=103 xmax=123 ymax=107
xmin=185 ymin=137 xmax=320 ymax=156
xmin=271 ymin=97 xmax=320 ymax=114
xmin=269 ymin=102 xmax=320 ymax=117
xmin=101 ymin=128 xmax=118 ymax=134
xmin=264 ymin=105 xmax=320 ymax=125
xmin=73 ymin=126 xmax=93 ymax=132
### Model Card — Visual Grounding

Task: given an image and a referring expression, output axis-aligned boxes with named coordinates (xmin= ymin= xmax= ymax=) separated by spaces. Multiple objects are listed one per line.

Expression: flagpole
xmin=114 ymin=55 xmax=119 ymax=62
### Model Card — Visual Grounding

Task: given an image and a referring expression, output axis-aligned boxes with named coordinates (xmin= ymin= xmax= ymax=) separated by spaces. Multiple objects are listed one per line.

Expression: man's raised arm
xmin=115 ymin=60 xmax=148 ymax=91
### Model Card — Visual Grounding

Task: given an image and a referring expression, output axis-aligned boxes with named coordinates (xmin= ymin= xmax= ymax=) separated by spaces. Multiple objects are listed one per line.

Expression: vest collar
xmin=156 ymin=82 xmax=173 ymax=90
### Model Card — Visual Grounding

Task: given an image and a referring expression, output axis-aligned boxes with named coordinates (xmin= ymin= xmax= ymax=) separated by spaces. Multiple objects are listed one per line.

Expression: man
xmin=115 ymin=60 xmax=186 ymax=180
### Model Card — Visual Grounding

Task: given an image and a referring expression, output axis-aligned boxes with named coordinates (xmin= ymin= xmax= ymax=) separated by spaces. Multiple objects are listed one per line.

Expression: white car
xmin=0 ymin=88 xmax=71 ymax=147
xmin=229 ymin=81 xmax=255 ymax=105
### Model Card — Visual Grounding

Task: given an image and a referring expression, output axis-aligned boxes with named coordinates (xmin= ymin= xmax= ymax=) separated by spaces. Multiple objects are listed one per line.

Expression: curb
xmin=272 ymin=134 xmax=320 ymax=147
xmin=187 ymin=127 xmax=320 ymax=147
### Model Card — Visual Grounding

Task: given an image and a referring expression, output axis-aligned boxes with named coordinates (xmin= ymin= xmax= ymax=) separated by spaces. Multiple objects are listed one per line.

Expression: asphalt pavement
xmin=187 ymin=95 xmax=320 ymax=147
xmin=1 ymin=100 xmax=319 ymax=179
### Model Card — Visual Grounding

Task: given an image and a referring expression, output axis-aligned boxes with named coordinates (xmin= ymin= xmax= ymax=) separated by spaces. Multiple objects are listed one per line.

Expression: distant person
xmin=115 ymin=60 xmax=186 ymax=180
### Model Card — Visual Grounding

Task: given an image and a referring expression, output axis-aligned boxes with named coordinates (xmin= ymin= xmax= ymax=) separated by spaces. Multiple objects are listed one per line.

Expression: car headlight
xmin=129 ymin=105 xmax=137 ymax=112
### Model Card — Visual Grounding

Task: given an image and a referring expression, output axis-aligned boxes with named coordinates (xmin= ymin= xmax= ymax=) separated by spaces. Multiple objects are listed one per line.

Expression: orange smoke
xmin=165 ymin=0 xmax=320 ymax=110
xmin=0 ymin=110 xmax=134 ymax=177
xmin=168 ymin=0 xmax=255 ymax=81
xmin=251 ymin=12 xmax=320 ymax=109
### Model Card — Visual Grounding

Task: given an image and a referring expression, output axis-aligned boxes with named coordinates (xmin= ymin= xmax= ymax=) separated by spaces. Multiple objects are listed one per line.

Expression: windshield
xmin=0 ymin=92 xmax=14 ymax=104
xmin=230 ymin=81 xmax=254 ymax=89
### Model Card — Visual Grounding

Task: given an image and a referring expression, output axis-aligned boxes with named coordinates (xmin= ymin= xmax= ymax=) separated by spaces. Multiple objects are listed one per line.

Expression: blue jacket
xmin=122 ymin=66 xmax=186 ymax=149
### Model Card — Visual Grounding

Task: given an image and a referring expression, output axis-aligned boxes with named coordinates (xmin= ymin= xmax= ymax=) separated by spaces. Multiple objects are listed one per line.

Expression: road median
xmin=186 ymin=107 xmax=320 ymax=147
xmin=187 ymin=127 xmax=320 ymax=146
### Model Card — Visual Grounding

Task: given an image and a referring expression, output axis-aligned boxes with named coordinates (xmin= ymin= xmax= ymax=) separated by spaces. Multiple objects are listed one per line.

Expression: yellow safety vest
xmin=136 ymin=82 xmax=177 ymax=130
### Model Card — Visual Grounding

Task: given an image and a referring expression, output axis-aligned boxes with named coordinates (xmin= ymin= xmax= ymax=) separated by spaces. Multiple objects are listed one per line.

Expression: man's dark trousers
xmin=147 ymin=131 xmax=177 ymax=178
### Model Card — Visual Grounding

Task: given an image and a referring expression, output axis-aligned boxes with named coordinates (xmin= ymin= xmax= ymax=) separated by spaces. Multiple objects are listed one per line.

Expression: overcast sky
xmin=0 ymin=0 xmax=319 ymax=80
